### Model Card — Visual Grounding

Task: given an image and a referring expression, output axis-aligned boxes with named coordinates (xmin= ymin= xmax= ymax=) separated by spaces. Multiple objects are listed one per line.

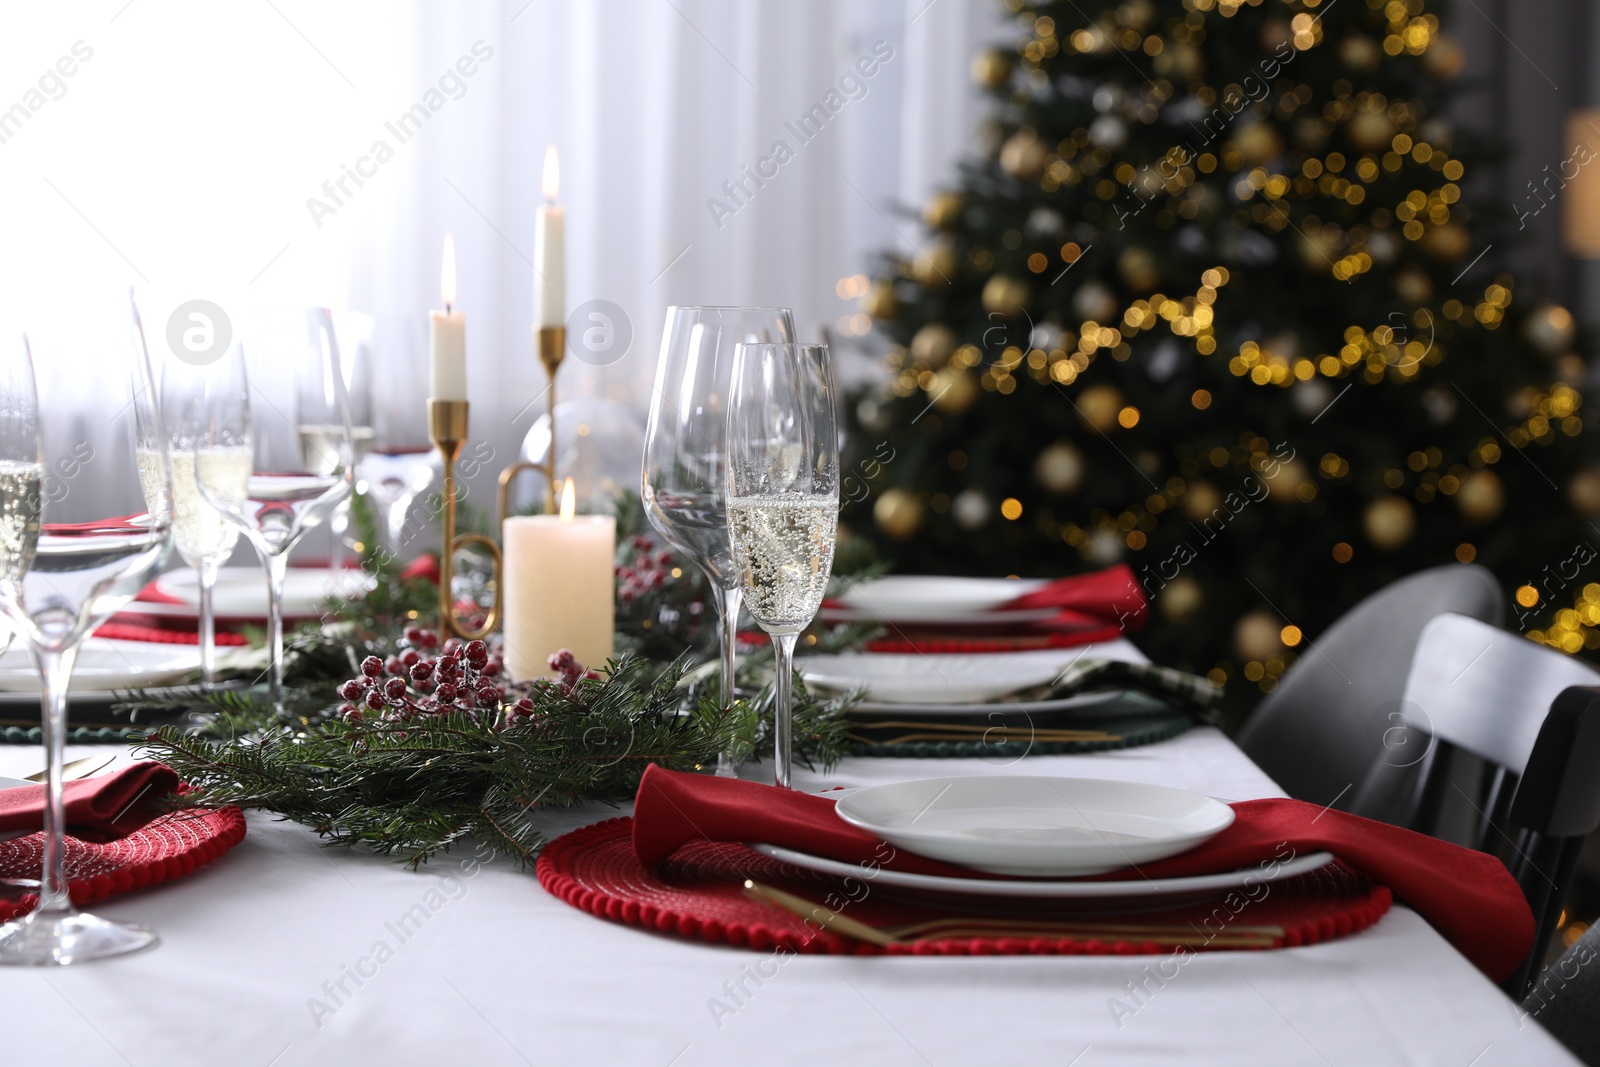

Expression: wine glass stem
xmin=771 ymin=632 xmax=799 ymax=789
xmin=711 ymin=583 xmax=742 ymax=778
xmin=32 ymin=643 xmax=80 ymax=915
xmin=198 ymin=557 xmax=221 ymax=690
xmin=265 ymin=552 xmax=289 ymax=711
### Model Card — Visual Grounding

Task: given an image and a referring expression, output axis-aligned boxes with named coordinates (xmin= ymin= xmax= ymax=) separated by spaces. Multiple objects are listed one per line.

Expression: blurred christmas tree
xmin=844 ymin=0 xmax=1600 ymax=694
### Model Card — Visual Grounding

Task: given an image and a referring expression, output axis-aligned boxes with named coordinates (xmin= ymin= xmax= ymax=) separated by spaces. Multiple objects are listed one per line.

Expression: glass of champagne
xmin=198 ymin=308 xmax=354 ymax=711
xmin=156 ymin=350 xmax=251 ymax=689
xmin=642 ymin=306 xmax=795 ymax=776
xmin=0 ymin=298 xmax=174 ymax=964
xmin=724 ymin=342 xmax=839 ymax=788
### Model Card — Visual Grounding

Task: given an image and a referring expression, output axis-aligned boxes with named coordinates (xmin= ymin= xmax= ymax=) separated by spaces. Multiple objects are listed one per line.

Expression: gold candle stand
xmin=430 ymin=399 xmax=503 ymax=641
xmin=497 ymin=324 xmax=567 ymax=523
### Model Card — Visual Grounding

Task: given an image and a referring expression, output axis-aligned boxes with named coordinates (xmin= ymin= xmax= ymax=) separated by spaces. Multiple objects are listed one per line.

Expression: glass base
xmin=0 ymin=909 xmax=158 ymax=966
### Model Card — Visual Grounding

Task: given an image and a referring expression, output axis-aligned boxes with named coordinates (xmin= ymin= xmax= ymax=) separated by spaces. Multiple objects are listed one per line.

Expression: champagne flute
xmin=356 ymin=314 xmax=438 ymax=552
xmin=0 ymin=299 xmax=174 ymax=964
xmin=155 ymin=352 xmax=250 ymax=690
xmin=199 ymin=308 xmax=354 ymax=711
xmin=315 ymin=314 xmax=375 ymax=577
xmin=724 ymin=342 xmax=839 ymax=788
xmin=642 ymin=306 xmax=795 ymax=775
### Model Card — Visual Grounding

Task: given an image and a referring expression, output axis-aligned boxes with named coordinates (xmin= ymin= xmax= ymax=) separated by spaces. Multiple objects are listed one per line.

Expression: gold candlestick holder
xmin=497 ymin=324 xmax=567 ymax=523
xmin=430 ymin=398 xmax=503 ymax=641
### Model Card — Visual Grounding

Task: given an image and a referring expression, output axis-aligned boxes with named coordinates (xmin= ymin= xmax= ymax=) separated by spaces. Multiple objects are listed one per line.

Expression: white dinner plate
xmin=0 ymin=639 xmax=201 ymax=694
xmin=151 ymin=566 xmax=373 ymax=620
xmin=834 ymin=776 xmax=1236 ymax=877
xmin=749 ymin=842 xmax=1335 ymax=908
xmin=831 ymin=576 xmax=1051 ymax=623
xmin=799 ymin=641 xmax=1149 ymax=704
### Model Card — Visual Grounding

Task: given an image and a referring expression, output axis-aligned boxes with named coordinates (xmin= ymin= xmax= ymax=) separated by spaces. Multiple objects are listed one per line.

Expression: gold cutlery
xmin=22 ymin=753 xmax=116 ymax=784
xmin=743 ymin=879 xmax=1282 ymax=948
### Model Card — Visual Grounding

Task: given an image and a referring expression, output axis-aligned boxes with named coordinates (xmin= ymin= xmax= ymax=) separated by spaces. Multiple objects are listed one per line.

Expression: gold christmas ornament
xmin=861 ymin=279 xmax=898 ymax=320
xmin=1393 ymin=265 xmax=1433 ymax=306
xmin=1420 ymin=222 xmax=1471 ymax=262
xmin=970 ymin=49 xmax=1012 ymax=89
xmin=909 ymin=322 xmax=959 ymax=368
xmin=1158 ymin=574 xmax=1203 ymax=624
xmin=1076 ymin=384 xmax=1124 ymax=432
xmin=873 ymin=488 xmax=924 ymax=540
xmin=922 ymin=191 xmax=965 ymax=231
xmin=1000 ymin=129 xmax=1049 ymax=181
xmin=981 ymin=274 xmax=1030 ymax=317
xmin=1117 ymin=247 xmax=1160 ymax=292
xmin=1422 ymin=35 xmax=1466 ymax=79
xmin=1234 ymin=609 xmax=1285 ymax=662
xmin=1456 ymin=469 xmax=1504 ymax=523
xmin=1233 ymin=121 xmax=1284 ymax=167
xmin=931 ymin=368 xmax=980 ymax=414
xmin=907 ymin=239 xmax=960 ymax=286
xmin=1264 ymin=457 xmax=1310 ymax=503
xmin=1033 ymin=441 xmax=1086 ymax=494
xmin=1568 ymin=468 xmax=1600 ymax=516
xmin=1525 ymin=304 xmax=1576 ymax=356
xmin=1182 ymin=480 xmax=1223 ymax=521
xmin=1338 ymin=34 xmax=1382 ymax=72
xmin=1364 ymin=495 xmax=1416 ymax=550
xmin=1347 ymin=110 xmax=1397 ymax=153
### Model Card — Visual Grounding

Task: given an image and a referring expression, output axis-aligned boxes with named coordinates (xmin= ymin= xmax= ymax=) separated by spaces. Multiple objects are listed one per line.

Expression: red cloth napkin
xmin=1000 ymin=563 xmax=1147 ymax=630
xmin=0 ymin=761 xmax=179 ymax=840
xmin=631 ymin=765 xmax=1535 ymax=981
xmin=865 ymin=621 xmax=1126 ymax=654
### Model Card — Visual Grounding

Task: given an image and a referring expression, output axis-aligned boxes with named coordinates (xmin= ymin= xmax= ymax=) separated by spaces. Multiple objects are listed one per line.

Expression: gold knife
xmin=22 ymin=753 xmax=116 ymax=784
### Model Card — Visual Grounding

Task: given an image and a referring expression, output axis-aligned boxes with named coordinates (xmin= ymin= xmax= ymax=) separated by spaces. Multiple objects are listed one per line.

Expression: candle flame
xmin=441 ymin=234 xmax=457 ymax=309
xmin=559 ymin=477 xmax=576 ymax=520
xmin=542 ymin=144 xmax=560 ymax=201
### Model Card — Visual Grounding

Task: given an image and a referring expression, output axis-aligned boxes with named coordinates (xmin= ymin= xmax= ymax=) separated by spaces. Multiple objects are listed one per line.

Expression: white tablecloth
xmin=0 ymin=730 xmax=1578 ymax=1065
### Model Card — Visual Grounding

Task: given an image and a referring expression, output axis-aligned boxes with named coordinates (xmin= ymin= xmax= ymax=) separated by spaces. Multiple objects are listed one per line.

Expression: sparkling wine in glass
xmin=0 ymin=298 xmax=175 ymax=964
xmin=146 ymin=351 xmax=251 ymax=689
xmin=724 ymin=342 xmax=839 ymax=788
xmin=642 ymin=306 xmax=795 ymax=775
xmin=199 ymin=308 xmax=355 ymax=711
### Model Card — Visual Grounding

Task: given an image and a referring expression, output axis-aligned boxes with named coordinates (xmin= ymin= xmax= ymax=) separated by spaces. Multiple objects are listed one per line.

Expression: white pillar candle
xmin=429 ymin=234 xmax=467 ymax=401
xmin=533 ymin=144 xmax=566 ymax=329
xmin=502 ymin=478 xmax=615 ymax=680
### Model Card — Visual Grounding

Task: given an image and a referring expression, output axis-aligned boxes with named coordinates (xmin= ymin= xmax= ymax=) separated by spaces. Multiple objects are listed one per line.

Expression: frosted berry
xmin=360 ymin=655 xmax=384 ymax=678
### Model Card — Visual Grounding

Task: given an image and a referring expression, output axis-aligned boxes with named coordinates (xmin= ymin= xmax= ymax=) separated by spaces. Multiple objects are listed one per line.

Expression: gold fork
xmin=742 ymin=880 xmax=1282 ymax=948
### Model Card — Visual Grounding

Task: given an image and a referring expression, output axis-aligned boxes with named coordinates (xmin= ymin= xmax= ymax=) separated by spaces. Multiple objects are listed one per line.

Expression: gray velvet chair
xmin=1525 ymin=922 xmax=1600 ymax=1065
xmin=1234 ymin=563 xmax=1503 ymax=819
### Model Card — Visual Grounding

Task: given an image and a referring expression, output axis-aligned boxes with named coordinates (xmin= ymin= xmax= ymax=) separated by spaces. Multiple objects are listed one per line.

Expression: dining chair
xmin=1523 ymin=922 xmax=1600 ymax=1067
xmin=1234 ymin=564 xmax=1503 ymax=819
xmin=1384 ymin=614 xmax=1600 ymax=994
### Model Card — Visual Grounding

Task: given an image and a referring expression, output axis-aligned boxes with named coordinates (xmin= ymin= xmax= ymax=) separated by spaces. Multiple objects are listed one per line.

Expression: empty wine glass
xmin=355 ymin=315 xmax=438 ymax=552
xmin=318 ymin=314 xmax=374 ymax=576
xmin=642 ymin=306 xmax=795 ymax=775
xmin=199 ymin=308 xmax=354 ymax=711
xmin=155 ymin=352 xmax=250 ymax=690
xmin=0 ymin=297 xmax=175 ymax=964
xmin=724 ymin=342 xmax=839 ymax=788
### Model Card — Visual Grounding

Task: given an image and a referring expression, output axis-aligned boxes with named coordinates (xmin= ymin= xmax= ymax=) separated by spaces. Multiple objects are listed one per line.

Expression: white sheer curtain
xmin=0 ymin=0 xmax=1008 ymax=518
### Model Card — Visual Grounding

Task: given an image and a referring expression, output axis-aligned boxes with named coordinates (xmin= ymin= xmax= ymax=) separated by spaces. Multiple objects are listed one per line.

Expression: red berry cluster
xmin=503 ymin=649 xmax=601 ymax=721
xmin=616 ymin=535 xmax=674 ymax=606
xmin=337 ymin=628 xmax=506 ymax=724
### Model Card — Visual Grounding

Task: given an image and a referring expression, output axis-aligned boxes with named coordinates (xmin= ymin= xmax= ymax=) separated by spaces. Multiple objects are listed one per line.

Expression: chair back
xmin=1235 ymin=564 xmax=1502 ymax=818
xmin=1393 ymin=618 xmax=1600 ymax=994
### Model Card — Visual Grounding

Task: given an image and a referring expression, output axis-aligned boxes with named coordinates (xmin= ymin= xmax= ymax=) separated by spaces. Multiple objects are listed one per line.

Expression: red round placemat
xmin=0 ymin=804 xmax=247 ymax=922
xmin=538 ymin=817 xmax=1393 ymax=956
